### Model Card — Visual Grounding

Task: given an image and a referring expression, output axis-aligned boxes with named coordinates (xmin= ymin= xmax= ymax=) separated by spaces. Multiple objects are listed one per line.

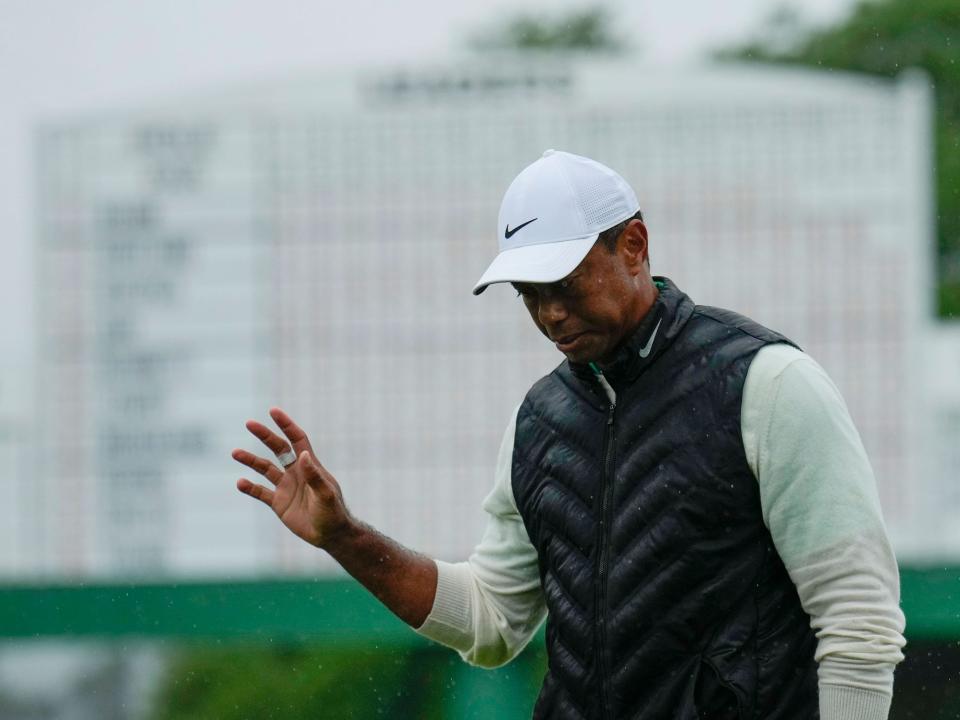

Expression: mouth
xmin=553 ymin=332 xmax=587 ymax=352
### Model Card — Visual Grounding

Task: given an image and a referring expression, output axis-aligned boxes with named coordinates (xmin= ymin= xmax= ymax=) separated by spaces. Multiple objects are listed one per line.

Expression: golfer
xmin=233 ymin=150 xmax=905 ymax=719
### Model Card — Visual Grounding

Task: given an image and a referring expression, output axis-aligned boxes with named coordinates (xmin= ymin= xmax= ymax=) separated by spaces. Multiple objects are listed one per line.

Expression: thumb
xmin=299 ymin=450 xmax=326 ymax=490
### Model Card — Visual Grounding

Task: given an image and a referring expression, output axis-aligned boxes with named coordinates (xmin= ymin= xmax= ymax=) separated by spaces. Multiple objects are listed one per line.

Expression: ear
xmin=618 ymin=220 xmax=649 ymax=276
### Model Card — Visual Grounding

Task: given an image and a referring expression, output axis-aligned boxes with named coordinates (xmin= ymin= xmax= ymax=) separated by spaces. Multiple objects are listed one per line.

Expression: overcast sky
xmin=0 ymin=0 xmax=859 ymax=368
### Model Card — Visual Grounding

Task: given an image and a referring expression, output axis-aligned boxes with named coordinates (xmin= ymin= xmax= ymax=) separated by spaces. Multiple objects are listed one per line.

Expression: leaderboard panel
xmin=36 ymin=121 xmax=266 ymax=576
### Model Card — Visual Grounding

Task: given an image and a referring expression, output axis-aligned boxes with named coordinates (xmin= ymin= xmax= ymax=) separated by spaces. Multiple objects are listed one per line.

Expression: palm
xmin=273 ymin=465 xmax=334 ymax=545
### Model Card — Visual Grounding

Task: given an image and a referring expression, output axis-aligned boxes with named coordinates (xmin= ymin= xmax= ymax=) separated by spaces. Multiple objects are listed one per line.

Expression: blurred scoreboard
xmin=28 ymin=57 xmax=940 ymax=579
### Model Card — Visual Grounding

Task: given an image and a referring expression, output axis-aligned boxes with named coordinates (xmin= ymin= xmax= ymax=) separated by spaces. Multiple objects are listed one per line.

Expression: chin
xmin=562 ymin=347 xmax=599 ymax=365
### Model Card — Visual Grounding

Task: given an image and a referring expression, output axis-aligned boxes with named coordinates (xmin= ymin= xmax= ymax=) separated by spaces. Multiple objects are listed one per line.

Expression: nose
xmin=538 ymin=296 xmax=568 ymax=327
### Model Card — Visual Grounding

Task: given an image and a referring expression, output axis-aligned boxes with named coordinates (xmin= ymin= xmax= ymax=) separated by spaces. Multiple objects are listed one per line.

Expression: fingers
xmin=269 ymin=407 xmax=315 ymax=455
xmin=236 ymin=477 xmax=275 ymax=507
xmin=245 ymin=419 xmax=293 ymax=459
xmin=231 ymin=449 xmax=283 ymax=486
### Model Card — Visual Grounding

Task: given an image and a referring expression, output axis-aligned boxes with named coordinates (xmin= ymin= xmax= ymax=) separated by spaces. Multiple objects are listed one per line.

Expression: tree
xmin=470 ymin=6 xmax=629 ymax=55
xmin=721 ymin=0 xmax=960 ymax=317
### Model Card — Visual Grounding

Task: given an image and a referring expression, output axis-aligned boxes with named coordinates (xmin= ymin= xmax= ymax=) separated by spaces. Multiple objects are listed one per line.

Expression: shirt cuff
xmin=414 ymin=560 xmax=475 ymax=653
xmin=820 ymin=684 xmax=891 ymax=720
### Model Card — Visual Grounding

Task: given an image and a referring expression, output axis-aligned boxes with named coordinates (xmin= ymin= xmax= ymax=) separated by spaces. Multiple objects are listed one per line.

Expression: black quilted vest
xmin=512 ymin=278 xmax=818 ymax=720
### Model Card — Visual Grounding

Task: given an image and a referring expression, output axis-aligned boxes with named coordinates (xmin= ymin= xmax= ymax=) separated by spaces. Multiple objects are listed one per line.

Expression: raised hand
xmin=233 ymin=407 xmax=351 ymax=549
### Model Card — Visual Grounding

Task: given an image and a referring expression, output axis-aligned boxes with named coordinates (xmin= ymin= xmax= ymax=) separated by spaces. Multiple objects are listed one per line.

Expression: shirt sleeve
xmin=414 ymin=404 xmax=547 ymax=668
xmin=741 ymin=344 xmax=906 ymax=720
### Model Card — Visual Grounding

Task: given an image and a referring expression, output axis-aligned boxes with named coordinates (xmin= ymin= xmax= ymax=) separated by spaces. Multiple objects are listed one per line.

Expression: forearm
xmin=742 ymin=346 xmax=906 ymax=718
xmin=417 ymin=555 xmax=546 ymax=668
xmin=415 ymin=403 xmax=547 ymax=667
xmin=792 ymin=532 xmax=904 ymax=720
xmin=325 ymin=517 xmax=438 ymax=628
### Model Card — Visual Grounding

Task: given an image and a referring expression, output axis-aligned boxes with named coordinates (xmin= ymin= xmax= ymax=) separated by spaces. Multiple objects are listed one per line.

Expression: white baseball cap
xmin=473 ymin=149 xmax=640 ymax=295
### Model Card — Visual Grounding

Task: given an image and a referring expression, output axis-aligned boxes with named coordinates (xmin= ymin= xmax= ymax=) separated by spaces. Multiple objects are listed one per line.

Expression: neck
xmin=632 ymin=275 xmax=660 ymax=330
xmin=596 ymin=277 xmax=660 ymax=369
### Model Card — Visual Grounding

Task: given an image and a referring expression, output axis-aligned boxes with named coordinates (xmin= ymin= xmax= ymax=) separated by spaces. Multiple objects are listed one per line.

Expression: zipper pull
xmin=590 ymin=362 xmax=618 ymax=412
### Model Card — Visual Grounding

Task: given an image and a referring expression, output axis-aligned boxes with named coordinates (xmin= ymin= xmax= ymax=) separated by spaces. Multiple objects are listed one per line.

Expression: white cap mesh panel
xmin=578 ymin=177 xmax=636 ymax=229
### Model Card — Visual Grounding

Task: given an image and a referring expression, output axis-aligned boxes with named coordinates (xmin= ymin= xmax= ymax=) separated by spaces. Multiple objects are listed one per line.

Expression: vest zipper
xmin=598 ymin=400 xmax=616 ymax=719
xmin=592 ymin=367 xmax=617 ymax=720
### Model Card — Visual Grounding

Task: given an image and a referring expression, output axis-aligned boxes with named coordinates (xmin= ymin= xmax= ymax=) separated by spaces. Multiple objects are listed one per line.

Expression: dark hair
xmin=598 ymin=210 xmax=644 ymax=253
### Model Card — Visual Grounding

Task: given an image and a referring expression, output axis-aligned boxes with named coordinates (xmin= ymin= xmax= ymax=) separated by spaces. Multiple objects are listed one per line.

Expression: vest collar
xmin=569 ymin=276 xmax=695 ymax=388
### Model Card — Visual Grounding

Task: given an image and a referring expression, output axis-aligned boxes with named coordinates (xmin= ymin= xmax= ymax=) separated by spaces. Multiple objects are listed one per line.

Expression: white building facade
xmin=27 ymin=57 xmax=947 ymax=579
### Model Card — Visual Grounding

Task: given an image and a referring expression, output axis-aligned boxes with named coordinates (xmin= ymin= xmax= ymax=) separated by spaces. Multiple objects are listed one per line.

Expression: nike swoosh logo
xmin=638 ymin=319 xmax=662 ymax=358
xmin=504 ymin=217 xmax=538 ymax=239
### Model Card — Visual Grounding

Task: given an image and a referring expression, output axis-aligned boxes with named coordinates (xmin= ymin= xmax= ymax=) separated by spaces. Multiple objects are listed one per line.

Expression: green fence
xmin=4 ymin=567 xmax=956 ymax=640
xmin=1 ymin=566 xmax=958 ymax=718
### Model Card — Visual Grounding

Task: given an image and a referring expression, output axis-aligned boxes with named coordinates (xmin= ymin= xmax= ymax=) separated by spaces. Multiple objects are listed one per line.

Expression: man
xmin=233 ymin=150 xmax=905 ymax=719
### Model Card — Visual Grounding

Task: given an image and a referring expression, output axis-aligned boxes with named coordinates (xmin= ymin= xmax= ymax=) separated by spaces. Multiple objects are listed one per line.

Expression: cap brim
xmin=472 ymin=234 xmax=599 ymax=295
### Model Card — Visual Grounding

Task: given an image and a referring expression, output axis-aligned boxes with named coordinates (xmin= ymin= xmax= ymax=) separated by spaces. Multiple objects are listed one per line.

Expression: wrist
xmin=320 ymin=513 xmax=362 ymax=554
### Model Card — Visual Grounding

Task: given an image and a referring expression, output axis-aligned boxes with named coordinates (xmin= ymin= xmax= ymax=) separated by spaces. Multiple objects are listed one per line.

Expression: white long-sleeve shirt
xmin=416 ymin=344 xmax=906 ymax=720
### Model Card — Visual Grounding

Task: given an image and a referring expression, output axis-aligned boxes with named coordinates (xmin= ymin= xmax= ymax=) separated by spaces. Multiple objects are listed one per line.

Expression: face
xmin=511 ymin=221 xmax=653 ymax=365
